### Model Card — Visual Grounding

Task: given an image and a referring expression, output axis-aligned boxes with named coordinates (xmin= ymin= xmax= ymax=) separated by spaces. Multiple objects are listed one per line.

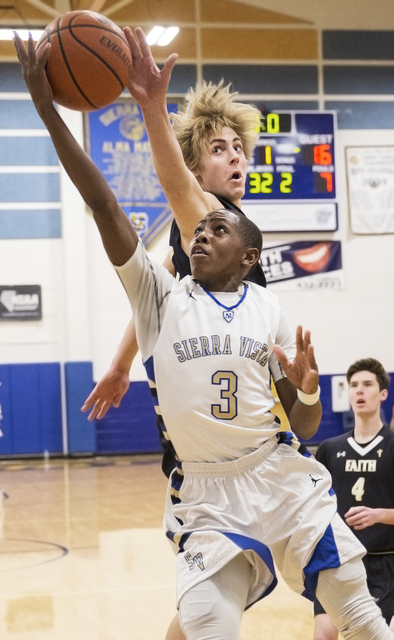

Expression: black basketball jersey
xmin=169 ymin=194 xmax=267 ymax=287
xmin=316 ymin=426 xmax=394 ymax=553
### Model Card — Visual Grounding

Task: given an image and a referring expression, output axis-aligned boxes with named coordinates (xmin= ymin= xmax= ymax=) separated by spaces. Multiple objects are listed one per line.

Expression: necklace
xmin=201 ymin=283 xmax=248 ymax=323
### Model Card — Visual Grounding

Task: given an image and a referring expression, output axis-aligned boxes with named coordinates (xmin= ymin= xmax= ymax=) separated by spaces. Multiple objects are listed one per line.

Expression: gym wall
xmin=0 ymin=7 xmax=394 ymax=454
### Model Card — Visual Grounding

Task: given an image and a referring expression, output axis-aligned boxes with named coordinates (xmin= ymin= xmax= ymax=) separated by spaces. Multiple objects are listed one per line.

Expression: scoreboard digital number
xmin=244 ymin=111 xmax=336 ymax=202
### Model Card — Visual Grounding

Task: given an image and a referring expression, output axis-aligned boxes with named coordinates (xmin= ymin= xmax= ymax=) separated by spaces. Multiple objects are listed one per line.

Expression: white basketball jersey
xmin=116 ymin=241 xmax=296 ymax=463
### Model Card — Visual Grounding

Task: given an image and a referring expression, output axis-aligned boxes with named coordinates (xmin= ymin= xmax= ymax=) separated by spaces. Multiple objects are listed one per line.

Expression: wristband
xmin=297 ymin=386 xmax=321 ymax=406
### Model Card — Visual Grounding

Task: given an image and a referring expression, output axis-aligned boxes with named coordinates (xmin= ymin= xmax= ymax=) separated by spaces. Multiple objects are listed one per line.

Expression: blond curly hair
xmin=170 ymin=80 xmax=260 ymax=171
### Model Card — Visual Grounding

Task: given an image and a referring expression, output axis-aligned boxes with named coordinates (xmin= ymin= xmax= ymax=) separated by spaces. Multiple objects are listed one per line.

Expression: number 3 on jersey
xmin=351 ymin=477 xmax=366 ymax=502
xmin=211 ymin=371 xmax=238 ymax=420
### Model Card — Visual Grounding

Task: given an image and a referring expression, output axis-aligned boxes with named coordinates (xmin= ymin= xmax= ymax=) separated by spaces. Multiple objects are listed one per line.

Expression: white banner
xmin=242 ymin=202 xmax=337 ymax=232
xmin=346 ymin=146 xmax=394 ymax=234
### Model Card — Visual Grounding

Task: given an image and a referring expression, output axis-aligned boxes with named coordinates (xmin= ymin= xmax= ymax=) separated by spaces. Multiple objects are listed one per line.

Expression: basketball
xmin=35 ymin=11 xmax=132 ymax=111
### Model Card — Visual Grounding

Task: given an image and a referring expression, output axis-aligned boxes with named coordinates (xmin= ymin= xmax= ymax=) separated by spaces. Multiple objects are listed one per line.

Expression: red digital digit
xmin=313 ymin=144 xmax=332 ymax=165
xmin=320 ymin=172 xmax=333 ymax=192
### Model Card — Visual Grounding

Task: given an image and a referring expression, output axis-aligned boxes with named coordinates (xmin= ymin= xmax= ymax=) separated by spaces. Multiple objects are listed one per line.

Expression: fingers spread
xmin=12 ymin=31 xmax=26 ymax=63
xmin=295 ymin=325 xmax=304 ymax=352
xmin=135 ymin=27 xmax=151 ymax=57
xmin=96 ymin=401 xmax=110 ymax=420
xmin=273 ymin=344 xmax=288 ymax=367
xmin=123 ymin=27 xmax=142 ymax=59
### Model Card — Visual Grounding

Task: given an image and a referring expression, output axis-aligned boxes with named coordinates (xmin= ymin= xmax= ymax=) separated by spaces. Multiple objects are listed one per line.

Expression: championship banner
xmin=86 ymin=98 xmax=183 ymax=248
xmin=261 ymin=240 xmax=343 ymax=291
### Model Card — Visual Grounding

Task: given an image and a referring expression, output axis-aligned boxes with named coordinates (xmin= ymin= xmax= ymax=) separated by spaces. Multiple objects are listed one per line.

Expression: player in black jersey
xmin=313 ymin=358 xmax=394 ymax=640
xmin=82 ymin=27 xmax=266 ymax=421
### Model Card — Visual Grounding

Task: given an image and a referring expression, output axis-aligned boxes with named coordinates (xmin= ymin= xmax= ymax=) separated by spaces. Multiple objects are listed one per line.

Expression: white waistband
xmin=181 ymin=435 xmax=278 ymax=477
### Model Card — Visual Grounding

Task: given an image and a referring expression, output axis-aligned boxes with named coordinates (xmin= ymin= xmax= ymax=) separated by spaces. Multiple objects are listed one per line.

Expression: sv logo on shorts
xmin=185 ymin=552 xmax=205 ymax=572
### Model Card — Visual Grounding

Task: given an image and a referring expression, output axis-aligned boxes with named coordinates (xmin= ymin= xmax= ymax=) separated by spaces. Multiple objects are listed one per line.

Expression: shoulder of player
xmin=380 ymin=425 xmax=394 ymax=445
xmin=318 ymin=432 xmax=349 ymax=453
xmin=246 ymin=281 xmax=280 ymax=307
xmin=116 ymin=240 xmax=175 ymax=283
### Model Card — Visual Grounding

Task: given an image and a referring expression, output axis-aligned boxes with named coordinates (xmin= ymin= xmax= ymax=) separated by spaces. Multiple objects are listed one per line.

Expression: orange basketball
xmin=36 ymin=11 xmax=132 ymax=111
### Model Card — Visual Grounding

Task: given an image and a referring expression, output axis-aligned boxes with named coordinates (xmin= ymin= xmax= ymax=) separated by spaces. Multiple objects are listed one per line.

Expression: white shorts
xmin=165 ymin=432 xmax=365 ymax=609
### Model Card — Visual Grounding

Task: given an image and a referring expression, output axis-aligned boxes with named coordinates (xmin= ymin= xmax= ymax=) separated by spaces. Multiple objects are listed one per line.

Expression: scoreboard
xmin=244 ymin=111 xmax=336 ymax=202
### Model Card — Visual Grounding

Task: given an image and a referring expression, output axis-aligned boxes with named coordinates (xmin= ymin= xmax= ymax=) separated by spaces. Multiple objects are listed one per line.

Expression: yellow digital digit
xmin=211 ymin=371 xmax=238 ymax=420
xmin=249 ymin=172 xmax=261 ymax=194
xmin=261 ymin=173 xmax=273 ymax=194
xmin=280 ymin=173 xmax=292 ymax=193
xmin=266 ymin=113 xmax=280 ymax=134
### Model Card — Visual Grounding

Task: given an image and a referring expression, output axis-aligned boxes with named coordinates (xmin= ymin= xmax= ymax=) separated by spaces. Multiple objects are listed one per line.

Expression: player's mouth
xmin=191 ymin=246 xmax=208 ymax=257
xmin=292 ymin=242 xmax=331 ymax=273
xmin=230 ymin=171 xmax=243 ymax=182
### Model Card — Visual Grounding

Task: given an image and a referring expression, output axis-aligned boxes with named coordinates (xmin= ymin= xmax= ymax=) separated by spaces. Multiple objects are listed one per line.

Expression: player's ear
xmin=242 ymin=247 xmax=260 ymax=268
xmin=381 ymin=388 xmax=389 ymax=402
xmin=192 ymin=168 xmax=204 ymax=186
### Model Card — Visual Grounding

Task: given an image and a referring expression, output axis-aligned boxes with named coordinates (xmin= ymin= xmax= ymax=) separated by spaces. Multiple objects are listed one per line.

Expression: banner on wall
xmin=0 ymin=285 xmax=42 ymax=320
xmin=85 ymin=98 xmax=183 ymax=248
xmin=346 ymin=146 xmax=394 ymax=234
xmin=261 ymin=240 xmax=343 ymax=291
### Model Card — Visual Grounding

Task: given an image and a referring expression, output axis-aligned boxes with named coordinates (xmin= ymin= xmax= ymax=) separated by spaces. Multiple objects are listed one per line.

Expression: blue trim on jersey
xmin=144 ymin=354 xmax=181 ymax=480
xmin=302 ymin=523 xmax=341 ymax=601
xmin=143 ymin=355 xmax=156 ymax=384
xmin=222 ymin=532 xmax=278 ymax=609
xmin=166 ymin=530 xmax=176 ymax=543
xmin=277 ymin=430 xmax=313 ymax=458
xmin=171 ymin=473 xmax=183 ymax=492
xmin=201 ymin=283 xmax=248 ymax=313
xmin=166 ymin=528 xmax=278 ymax=608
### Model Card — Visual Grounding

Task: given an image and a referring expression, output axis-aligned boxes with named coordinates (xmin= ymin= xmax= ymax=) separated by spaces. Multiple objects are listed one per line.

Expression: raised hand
xmin=81 ymin=367 xmax=130 ymax=421
xmin=13 ymin=31 xmax=53 ymax=113
xmin=273 ymin=325 xmax=319 ymax=395
xmin=123 ymin=26 xmax=178 ymax=107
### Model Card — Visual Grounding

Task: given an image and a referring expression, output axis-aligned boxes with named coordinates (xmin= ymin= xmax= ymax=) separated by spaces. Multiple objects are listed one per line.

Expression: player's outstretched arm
xmin=123 ymin=27 xmax=220 ymax=246
xmin=273 ymin=326 xmax=322 ymax=440
xmin=81 ymin=318 xmax=138 ymax=420
xmin=81 ymin=252 xmax=175 ymax=419
xmin=13 ymin=32 xmax=137 ymax=267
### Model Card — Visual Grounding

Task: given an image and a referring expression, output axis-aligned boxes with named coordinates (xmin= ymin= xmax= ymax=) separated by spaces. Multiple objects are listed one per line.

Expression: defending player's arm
xmin=273 ymin=326 xmax=322 ymax=441
xmin=82 ymin=252 xmax=176 ymax=419
xmin=123 ymin=27 xmax=221 ymax=249
xmin=81 ymin=318 xmax=137 ymax=420
xmin=13 ymin=32 xmax=137 ymax=267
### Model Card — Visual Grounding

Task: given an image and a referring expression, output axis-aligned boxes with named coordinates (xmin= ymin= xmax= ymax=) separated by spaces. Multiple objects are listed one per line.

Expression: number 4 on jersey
xmin=351 ymin=477 xmax=366 ymax=502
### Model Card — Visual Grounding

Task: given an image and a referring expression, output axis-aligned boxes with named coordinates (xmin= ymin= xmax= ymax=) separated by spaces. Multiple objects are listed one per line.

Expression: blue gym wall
xmin=1 ymin=29 xmax=394 ymax=456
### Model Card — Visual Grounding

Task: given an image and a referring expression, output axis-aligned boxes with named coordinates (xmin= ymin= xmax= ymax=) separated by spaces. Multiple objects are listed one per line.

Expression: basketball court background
xmin=0 ymin=0 xmax=393 ymax=637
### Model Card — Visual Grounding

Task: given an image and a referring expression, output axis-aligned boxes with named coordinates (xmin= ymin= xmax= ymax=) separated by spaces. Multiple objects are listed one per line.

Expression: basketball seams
xmin=57 ymin=19 xmax=98 ymax=109
xmin=35 ymin=10 xmax=132 ymax=111
xmin=67 ymin=26 xmax=126 ymax=90
xmin=57 ymin=24 xmax=129 ymax=46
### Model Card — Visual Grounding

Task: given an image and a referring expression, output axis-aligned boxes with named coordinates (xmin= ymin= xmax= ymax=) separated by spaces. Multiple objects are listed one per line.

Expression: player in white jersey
xmin=14 ymin=32 xmax=394 ymax=640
